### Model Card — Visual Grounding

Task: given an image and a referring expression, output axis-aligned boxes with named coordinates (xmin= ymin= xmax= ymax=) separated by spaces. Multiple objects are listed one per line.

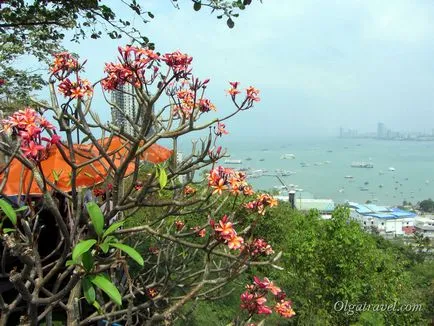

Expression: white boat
xmin=280 ymin=153 xmax=296 ymax=160
xmin=388 ymin=167 xmax=396 ymax=171
xmin=351 ymin=162 xmax=373 ymax=168
xmin=224 ymin=159 xmax=242 ymax=164
xmin=344 ymin=175 xmax=354 ymax=179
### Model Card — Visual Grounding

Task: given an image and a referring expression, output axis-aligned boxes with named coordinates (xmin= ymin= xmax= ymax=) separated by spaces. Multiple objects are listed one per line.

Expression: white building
xmin=348 ymin=202 xmax=417 ymax=236
xmin=111 ymin=83 xmax=139 ymax=135
xmin=414 ymin=216 xmax=434 ymax=238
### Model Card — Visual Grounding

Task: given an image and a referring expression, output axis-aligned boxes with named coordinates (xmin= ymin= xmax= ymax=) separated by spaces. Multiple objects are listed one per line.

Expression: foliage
xmin=0 ymin=0 xmax=259 ymax=100
xmin=418 ymin=198 xmax=434 ymax=213
xmin=0 ymin=45 xmax=290 ymax=326
xmin=185 ymin=202 xmax=432 ymax=325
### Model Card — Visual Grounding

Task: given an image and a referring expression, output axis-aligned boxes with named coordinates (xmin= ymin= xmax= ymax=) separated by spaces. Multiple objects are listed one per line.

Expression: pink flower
xmin=198 ymin=98 xmax=216 ymax=113
xmin=275 ymin=300 xmax=295 ymax=318
xmin=175 ymin=220 xmax=185 ymax=231
xmin=246 ymin=86 xmax=260 ymax=102
xmin=21 ymin=141 xmax=45 ymax=158
xmin=214 ymin=219 xmax=235 ymax=239
xmin=227 ymin=234 xmax=244 ymax=250
xmin=253 ymin=276 xmax=270 ymax=289
xmin=58 ymin=78 xmax=93 ymax=99
xmin=161 ymin=51 xmax=193 ymax=73
xmin=215 ymin=122 xmax=228 ymax=137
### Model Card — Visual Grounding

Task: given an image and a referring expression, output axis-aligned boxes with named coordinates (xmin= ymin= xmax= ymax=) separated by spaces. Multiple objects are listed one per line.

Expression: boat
xmin=259 ymin=158 xmax=265 ymax=162
xmin=388 ymin=167 xmax=396 ymax=171
xmin=351 ymin=162 xmax=373 ymax=168
xmin=338 ymin=188 xmax=344 ymax=193
xmin=280 ymin=153 xmax=296 ymax=160
xmin=275 ymin=169 xmax=296 ymax=176
xmin=344 ymin=175 xmax=354 ymax=179
xmin=360 ymin=187 xmax=369 ymax=191
xmin=224 ymin=159 xmax=242 ymax=164
xmin=245 ymin=157 xmax=252 ymax=161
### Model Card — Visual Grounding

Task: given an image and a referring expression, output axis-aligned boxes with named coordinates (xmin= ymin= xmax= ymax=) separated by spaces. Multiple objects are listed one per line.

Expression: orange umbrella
xmin=0 ymin=137 xmax=173 ymax=196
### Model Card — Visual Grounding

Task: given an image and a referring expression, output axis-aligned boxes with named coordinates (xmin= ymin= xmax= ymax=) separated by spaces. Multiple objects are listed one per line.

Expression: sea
xmin=216 ymin=137 xmax=434 ymax=206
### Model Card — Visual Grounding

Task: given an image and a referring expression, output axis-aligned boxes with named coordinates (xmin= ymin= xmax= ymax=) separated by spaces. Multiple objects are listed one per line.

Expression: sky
xmin=36 ymin=0 xmax=434 ymax=141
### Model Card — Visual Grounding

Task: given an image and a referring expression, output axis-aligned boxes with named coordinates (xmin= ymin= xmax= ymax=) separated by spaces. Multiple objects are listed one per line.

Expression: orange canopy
xmin=0 ymin=136 xmax=172 ymax=196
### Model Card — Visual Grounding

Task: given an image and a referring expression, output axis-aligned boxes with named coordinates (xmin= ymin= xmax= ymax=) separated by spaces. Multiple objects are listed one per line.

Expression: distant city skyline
xmin=339 ymin=122 xmax=434 ymax=141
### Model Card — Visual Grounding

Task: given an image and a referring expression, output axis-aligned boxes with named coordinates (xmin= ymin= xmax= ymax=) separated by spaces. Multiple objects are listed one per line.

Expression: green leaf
xmin=52 ymin=169 xmax=63 ymax=182
xmin=159 ymin=167 xmax=167 ymax=189
xmin=90 ymin=274 xmax=122 ymax=306
xmin=110 ymin=243 xmax=144 ymax=266
xmin=86 ymin=202 xmax=104 ymax=237
xmin=227 ymin=18 xmax=235 ymax=28
xmin=92 ymin=300 xmax=102 ymax=313
xmin=82 ymin=277 xmax=96 ymax=304
xmin=72 ymin=239 xmax=96 ymax=263
xmin=82 ymin=250 xmax=94 ymax=272
xmin=2 ymin=228 xmax=15 ymax=233
xmin=0 ymin=199 xmax=17 ymax=225
xmin=102 ymin=220 xmax=125 ymax=239
xmin=193 ymin=1 xmax=201 ymax=11
xmin=15 ymin=206 xmax=28 ymax=212
xmin=65 ymin=260 xmax=74 ymax=267
xmin=100 ymin=243 xmax=110 ymax=254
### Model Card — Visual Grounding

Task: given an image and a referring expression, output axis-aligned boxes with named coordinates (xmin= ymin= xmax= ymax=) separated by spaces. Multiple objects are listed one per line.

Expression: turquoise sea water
xmin=219 ymin=138 xmax=434 ymax=206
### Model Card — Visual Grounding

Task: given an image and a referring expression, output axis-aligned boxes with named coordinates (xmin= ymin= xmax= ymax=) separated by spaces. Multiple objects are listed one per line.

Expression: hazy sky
xmin=44 ymin=0 xmax=434 ymax=140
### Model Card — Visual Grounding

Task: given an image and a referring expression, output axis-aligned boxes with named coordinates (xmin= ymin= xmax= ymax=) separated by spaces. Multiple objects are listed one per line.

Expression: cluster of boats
xmin=237 ymin=168 xmax=296 ymax=179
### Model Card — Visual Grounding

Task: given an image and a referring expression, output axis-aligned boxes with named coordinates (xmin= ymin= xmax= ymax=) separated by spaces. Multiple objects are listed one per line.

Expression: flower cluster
xmin=227 ymin=81 xmax=241 ymax=96
xmin=214 ymin=122 xmax=228 ymax=137
xmin=1 ymin=108 xmax=59 ymax=160
xmin=102 ymin=46 xmax=160 ymax=91
xmin=244 ymin=193 xmax=278 ymax=215
xmin=174 ymin=220 xmax=185 ymax=231
xmin=207 ymin=166 xmax=254 ymax=196
xmin=198 ymin=98 xmax=216 ymax=113
xmin=183 ymin=185 xmax=196 ymax=195
xmin=191 ymin=226 xmax=206 ymax=238
xmin=50 ymin=52 xmax=93 ymax=100
xmin=210 ymin=215 xmax=244 ymax=250
xmin=172 ymin=87 xmax=216 ymax=119
xmin=102 ymin=46 xmax=194 ymax=92
xmin=146 ymin=287 xmax=159 ymax=298
xmin=134 ymin=181 xmax=143 ymax=191
xmin=240 ymin=277 xmax=295 ymax=319
xmin=58 ymin=78 xmax=93 ymax=99
xmin=148 ymin=247 xmax=159 ymax=255
xmin=247 ymin=238 xmax=274 ymax=257
xmin=161 ymin=51 xmax=193 ymax=73
xmin=246 ymin=86 xmax=260 ymax=102
xmin=93 ymin=188 xmax=105 ymax=197
xmin=0 ymin=79 xmax=5 ymax=87
xmin=50 ymin=52 xmax=79 ymax=79
xmin=227 ymin=82 xmax=260 ymax=103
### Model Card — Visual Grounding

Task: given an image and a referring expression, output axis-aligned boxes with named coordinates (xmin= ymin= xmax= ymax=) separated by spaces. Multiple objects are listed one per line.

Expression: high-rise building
xmin=111 ymin=83 xmax=138 ymax=135
xmin=377 ymin=122 xmax=385 ymax=139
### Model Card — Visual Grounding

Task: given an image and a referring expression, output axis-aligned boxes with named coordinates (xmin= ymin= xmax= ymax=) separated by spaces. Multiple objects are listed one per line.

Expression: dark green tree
xmin=418 ymin=199 xmax=434 ymax=212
